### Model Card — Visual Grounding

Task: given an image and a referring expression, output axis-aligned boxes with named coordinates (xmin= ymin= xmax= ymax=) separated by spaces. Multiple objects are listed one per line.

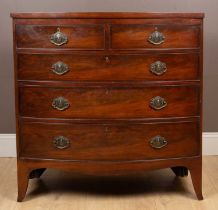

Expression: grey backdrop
xmin=0 ymin=0 xmax=217 ymax=133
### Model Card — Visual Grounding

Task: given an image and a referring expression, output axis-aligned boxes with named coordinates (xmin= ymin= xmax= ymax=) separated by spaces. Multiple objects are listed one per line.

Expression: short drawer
xmin=111 ymin=24 xmax=200 ymax=49
xmin=17 ymin=53 xmax=199 ymax=81
xmin=19 ymin=85 xmax=200 ymax=119
xmin=15 ymin=25 xmax=105 ymax=49
xmin=19 ymin=120 xmax=200 ymax=160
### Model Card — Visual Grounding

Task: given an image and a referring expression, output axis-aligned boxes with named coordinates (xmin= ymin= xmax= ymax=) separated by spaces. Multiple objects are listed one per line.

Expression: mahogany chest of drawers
xmin=11 ymin=12 xmax=204 ymax=201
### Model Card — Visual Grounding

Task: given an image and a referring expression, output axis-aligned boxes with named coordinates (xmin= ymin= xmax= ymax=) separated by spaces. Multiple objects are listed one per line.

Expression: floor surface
xmin=0 ymin=156 xmax=217 ymax=210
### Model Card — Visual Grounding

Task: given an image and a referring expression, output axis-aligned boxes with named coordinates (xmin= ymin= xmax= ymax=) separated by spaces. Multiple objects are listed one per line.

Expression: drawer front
xmin=16 ymin=25 xmax=105 ymax=49
xmin=19 ymin=86 xmax=199 ymax=119
xmin=20 ymin=121 xmax=200 ymax=160
xmin=17 ymin=53 xmax=199 ymax=81
xmin=111 ymin=25 xmax=200 ymax=49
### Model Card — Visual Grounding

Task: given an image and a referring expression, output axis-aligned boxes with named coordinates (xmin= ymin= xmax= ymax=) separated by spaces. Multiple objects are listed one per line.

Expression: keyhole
xmin=105 ymin=89 xmax=110 ymax=95
xmin=105 ymin=56 xmax=110 ymax=64
xmin=104 ymin=126 xmax=109 ymax=133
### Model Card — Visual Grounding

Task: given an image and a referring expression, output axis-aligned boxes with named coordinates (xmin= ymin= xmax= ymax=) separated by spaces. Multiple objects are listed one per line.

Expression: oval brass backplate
xmin=150 ymin=135 xmax=167 ymax=149
xmin=150 ymin=61 xmax=167 ymax=76
xmin=52 ymin=96 xmax=70 ymax=111
xmin=148 ymin=28 xmax=165 ymax=45
xmin=52 ymin=61 xmax=69 ymax=75
xmin=150 ymin=96 xmax=167 ymax=110
xmin=50 ymin=28 xmax=68 ymax=46
xmin=53 ymin=136 xmax=70 ymax=149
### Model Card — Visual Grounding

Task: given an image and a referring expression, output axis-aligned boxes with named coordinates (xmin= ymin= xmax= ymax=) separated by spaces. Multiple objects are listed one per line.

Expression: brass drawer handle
xmin=150 ymin=96 xmax=167 ymax=110
xmin=148 ymin=28 xmax=165 ymax=45
xmin=150 ymin=61 xmax=167 ymax=76
xmin=53 ymin=136 xmax=70 ymax=149
xmin=52 ymin=97 xmax=70 ymax=111
xmin=52 ymin=61 xmax=69 ymax=75
xmin=150 ymin=135 xmax=167 ymax=149
xmin=50 ymin=28 xmax=68 ymax=46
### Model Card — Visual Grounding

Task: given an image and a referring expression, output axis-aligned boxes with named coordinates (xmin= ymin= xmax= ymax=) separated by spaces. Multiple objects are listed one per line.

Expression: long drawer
xmin=19 ymin=120 xmax=200 ymax=160
xmin=111 ymin=24 xmax=200 ymax=49
xmin=19 ymin=85 xmax=200 ymax=119
xmin=17 ymin=53 xmax=199 ymax=81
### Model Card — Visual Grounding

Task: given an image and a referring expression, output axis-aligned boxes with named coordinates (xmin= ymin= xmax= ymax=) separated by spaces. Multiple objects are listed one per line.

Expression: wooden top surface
xmin=10 ymin=12 xmax=204 ymax=19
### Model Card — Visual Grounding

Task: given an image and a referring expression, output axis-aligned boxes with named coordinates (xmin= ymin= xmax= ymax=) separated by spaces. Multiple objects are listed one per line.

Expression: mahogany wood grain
xmin=19 ymin=120 xmax=200 ymax=160
xmin=17 ymin=53 xmax=199 ymax=81
xmin=16 ymin=25 xmax=105 ymax=49
xmin=11 ymin=12 xmax=204 ymax=19
xmin=111 ymin=25 xmax=200 ymax=49
xmin=19 ymin=85 xmax=200 ymax=119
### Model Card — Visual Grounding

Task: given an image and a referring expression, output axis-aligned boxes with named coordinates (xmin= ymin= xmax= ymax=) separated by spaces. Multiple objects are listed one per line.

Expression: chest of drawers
xmin=11 ymin=12 xmax=204 ymax=201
